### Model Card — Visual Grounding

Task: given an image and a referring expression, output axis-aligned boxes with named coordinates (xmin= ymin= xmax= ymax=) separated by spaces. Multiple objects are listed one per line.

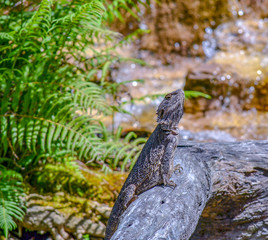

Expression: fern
xmin=0 ymin=0 xmax=149 ymax=171
xmin=0 ymin=0 xmax=147 ymax=236
xmin=0 ymin=32 xmax=14 ymax=41
xmin=0 ymin=167 xmax=25 ymax=238
xmin=103 ymin=0 xmax=142 ymax=23
xmin=54 ymin=2 xmax=105 ymax=29
xmin=20 ymin=0 xmax=52 ymax=40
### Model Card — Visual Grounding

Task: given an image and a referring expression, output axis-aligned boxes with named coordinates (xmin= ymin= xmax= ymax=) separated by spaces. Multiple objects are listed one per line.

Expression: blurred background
xmin=110 ymin=0 xmax=268 ymax=143
xmin=0 ymin=0 xmax=267 ymax=239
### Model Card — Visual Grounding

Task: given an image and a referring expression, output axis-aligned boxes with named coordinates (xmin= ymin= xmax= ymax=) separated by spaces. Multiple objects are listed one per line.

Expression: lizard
xmin=104 ymin=89 xmax=185 ymax=240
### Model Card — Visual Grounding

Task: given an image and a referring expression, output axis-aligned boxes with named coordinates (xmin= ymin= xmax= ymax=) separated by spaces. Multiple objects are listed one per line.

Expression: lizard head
xmin=156 ymin=89 xmax=184 ymax=128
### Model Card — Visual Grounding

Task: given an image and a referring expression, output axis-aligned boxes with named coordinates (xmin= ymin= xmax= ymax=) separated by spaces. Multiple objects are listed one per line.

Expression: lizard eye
xmin=165 ymin=93 xmax=171 ymax=99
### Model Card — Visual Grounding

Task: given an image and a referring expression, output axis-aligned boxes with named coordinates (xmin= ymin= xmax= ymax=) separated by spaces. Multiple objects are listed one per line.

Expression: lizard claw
xmin=174 ymin=164 xmax=183 ymax=176
xmin=168 ymin=181 xmax=177 ymax=189
xmin=163 ymin=179 xmax=177 ymax=189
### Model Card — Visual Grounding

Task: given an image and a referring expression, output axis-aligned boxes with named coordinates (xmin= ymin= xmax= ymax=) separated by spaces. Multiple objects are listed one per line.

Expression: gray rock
xmin=112 ymin=140 xmax=268 ymax=240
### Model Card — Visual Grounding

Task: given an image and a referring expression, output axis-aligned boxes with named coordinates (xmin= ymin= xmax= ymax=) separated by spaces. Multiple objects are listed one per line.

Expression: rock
xmin=184 ymin=19 xmax=268 ymax=112
xmin=184 ymin=62 xmax=268 ymax=112
xmin=191 ymin=141 xmax=268 ymax=240
xmin=21 ymin=205 xmax=69 ymax=240
xmin=112 ymin=1 xmax=268 ymax=58
xmin=19 ymin=194 xmax=109 ymax=239
xmin=179 ymin=129 xmax=237 ymax=142
xmin=65 ymin=215 xmax=105 ymax=239
xmin=139 ymin=0 xmax=231 ymax=58
xmin=111 ymin=140 xmax=268 ymax=240
xmin=180 ymin=110 xmax=268 ymax=141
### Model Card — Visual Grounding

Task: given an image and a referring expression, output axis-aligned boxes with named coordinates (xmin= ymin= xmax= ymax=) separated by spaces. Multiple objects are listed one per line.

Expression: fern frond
xmin=95 ymin=124 xmax=146 ymax=171
xmin=1 ymin=113 xmax=104 ymax=163
xmin=0 ymin=168 xmax=23 ymax=183
xmin=10 ymin=81 xmax=111 ymax=116
xmin=71 ymin=81 xmax=111 ymax=114
xmin=20 ymin=0 xmax=52 ymax=41
xmin=0 ymin=32 xmax=14 ymax=41
xmin=0 ymin=199 xmax=25 ymax=238
xmin=52 ymin=1 xmax=112 ymax=37
xmin=0 ymin=116 xmax=8 ymax=155
xmin=0 ymin=169 xmax=25 ymax=238
xmin=103 ymin=0 xmax=144 ymax=23
xmin=0 ymin=0 xmax=148 ymax=170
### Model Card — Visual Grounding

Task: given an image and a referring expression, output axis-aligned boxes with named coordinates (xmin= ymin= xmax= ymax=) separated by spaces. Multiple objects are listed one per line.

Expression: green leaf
xmin=0 ymin=117 xmax=8 ymax=155
xmin=0 ymin=170 xmax=25 ymax=238
xmin=184 ymin=90 xmax=211 ymax=99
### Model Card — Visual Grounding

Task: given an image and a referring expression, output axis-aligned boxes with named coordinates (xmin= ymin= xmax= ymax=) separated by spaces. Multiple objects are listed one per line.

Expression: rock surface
xmin=18 ymin=141 xmax=268 ymax=240
xmin=113 ymin=0 xmax=268 ymax=58
xmin=184 ymin=62 xmax=268 ymax=112
xmin=191 ymin=141 xmax=268 ymax=240
xmin=112 ymin=140 xmax=268 ymax=240
xmin=19 ymin=194 xmax=110 ymax=240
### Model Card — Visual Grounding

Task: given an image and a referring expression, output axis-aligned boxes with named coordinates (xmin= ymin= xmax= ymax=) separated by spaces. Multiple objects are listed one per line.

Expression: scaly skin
xmin=105 ymin=89 xmax=185 ymax=240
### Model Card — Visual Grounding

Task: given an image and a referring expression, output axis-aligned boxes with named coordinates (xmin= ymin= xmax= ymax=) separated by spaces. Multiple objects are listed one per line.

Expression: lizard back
xmin=105 ymin=89 xmax=184 ymax=240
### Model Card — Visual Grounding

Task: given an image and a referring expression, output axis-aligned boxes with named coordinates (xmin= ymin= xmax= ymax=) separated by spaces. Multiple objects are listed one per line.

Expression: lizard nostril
xmin=161 ymin=200 xmax=165 ymax=204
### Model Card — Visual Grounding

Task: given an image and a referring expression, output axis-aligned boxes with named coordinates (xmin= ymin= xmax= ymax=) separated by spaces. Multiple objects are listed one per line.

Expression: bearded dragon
xmin=105 ymin=89 xmax=185 ymax=239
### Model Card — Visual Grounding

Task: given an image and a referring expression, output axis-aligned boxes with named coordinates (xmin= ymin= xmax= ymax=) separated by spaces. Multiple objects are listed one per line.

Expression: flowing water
xmin=110 ymin=19 xmax=268 ymax=142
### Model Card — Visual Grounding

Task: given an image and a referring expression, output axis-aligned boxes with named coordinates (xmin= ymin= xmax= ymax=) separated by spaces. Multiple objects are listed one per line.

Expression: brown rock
xmin=111 ymin=0 xmax=268 ymax=58
xmin=184 ymin=63 xmax=268 ymax=112
xmin=19 ymin=194 xmax=110 ymax=240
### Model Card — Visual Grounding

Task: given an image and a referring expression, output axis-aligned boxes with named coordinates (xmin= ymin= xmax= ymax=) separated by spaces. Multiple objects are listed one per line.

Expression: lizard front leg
xmin=120 ymin=184 xmax=137 ymax=209
xmin=161 ymin=137 xmax=178 ymax=189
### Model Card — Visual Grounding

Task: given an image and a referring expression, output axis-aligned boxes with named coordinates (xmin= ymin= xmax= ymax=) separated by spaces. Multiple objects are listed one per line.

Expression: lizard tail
xmin=104 ymin=198 xmax=124 ymax=240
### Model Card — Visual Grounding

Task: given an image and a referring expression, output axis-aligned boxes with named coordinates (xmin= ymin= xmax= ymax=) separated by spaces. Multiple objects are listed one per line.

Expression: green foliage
xmin=0 ymin=0 xmax=144 ymax=169
xmin=0 ymin=0 xmax=146 ymax=236
xmin=184 ymin=90 xmax=211 ymax=99
xmin=0 ymin=0 xmax=209 ymax=237
xmin=31 ymin=161 xmax=88 ymax=195
xmin=0 ymin=165 xmax=25 ymax=238
xmin=83 ymin=234 xmax=90 ymax=240
xmin=104 ymin=0 xmax=141 ymax=22
xmin=28 ymin=158 xmax=128 ymax=201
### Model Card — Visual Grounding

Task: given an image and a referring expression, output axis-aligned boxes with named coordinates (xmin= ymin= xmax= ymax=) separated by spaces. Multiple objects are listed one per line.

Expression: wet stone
xmin=184 ymin=62 xmax=268 ymax=112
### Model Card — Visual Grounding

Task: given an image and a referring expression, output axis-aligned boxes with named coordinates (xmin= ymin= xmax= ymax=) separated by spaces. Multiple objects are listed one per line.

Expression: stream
xmin=110 ymin=18 xmax=268 ymax=142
